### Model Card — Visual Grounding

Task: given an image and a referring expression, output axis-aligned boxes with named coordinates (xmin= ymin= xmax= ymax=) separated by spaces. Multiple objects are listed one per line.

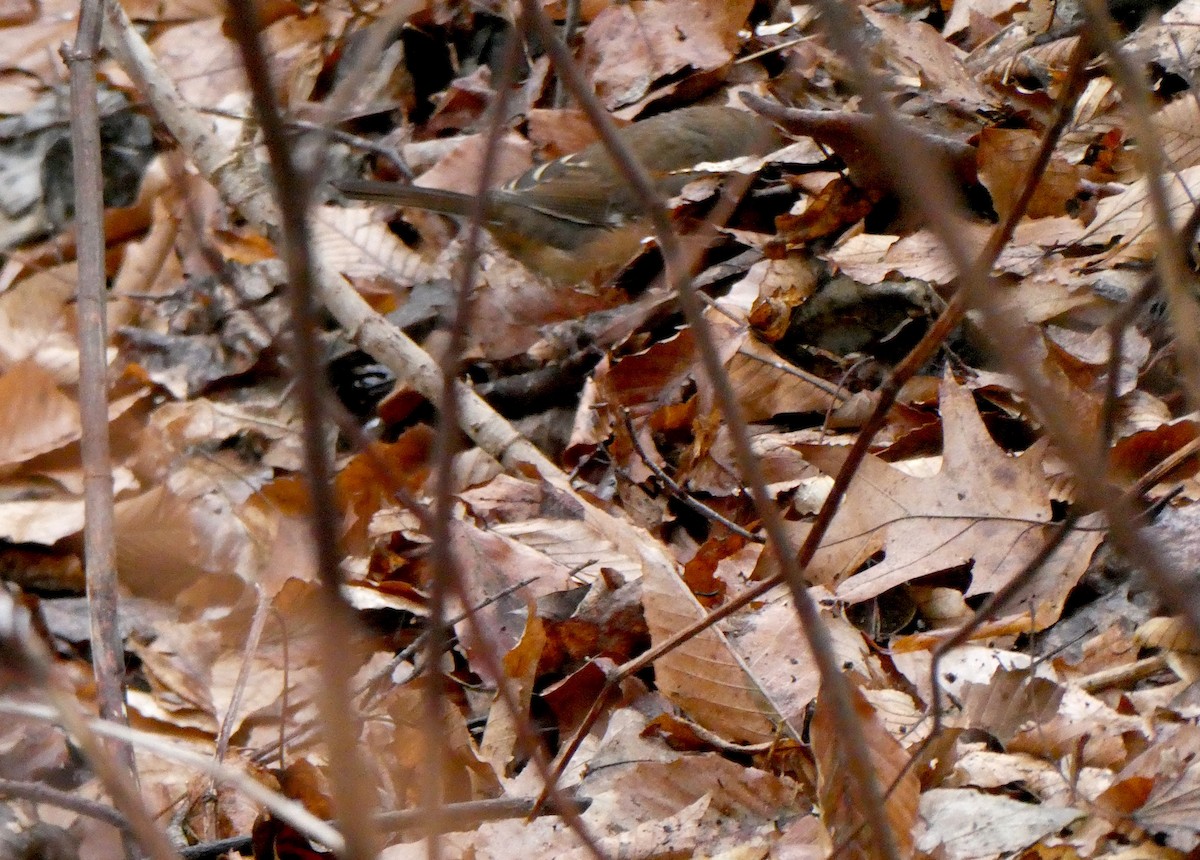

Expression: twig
xmin=223 ymin=1 xmax=378 ymax=857
xmin=62 ymin=0 xmax=134 ymax=792
xmin=735 ymin=347 xmax=849 ymax=401
xmin=0 ymin=698 xmax=339 ymax=855
xmin=420 ymin=30 xmax=536 ymax=860
xmin=1077 ymin=654 xmax=1169 ymax=693
xmin=213 ymin=589 xmax=272 ymax=763
xmin=0 ymin=777 xmax=130 ymax=832
xmin=1080 ymin=0 xmax=1200 ymax=413
xmin=618 ymin=410 xmax=764 ymax=543
xmin=175 ymin=795 xmax=594 ymax=859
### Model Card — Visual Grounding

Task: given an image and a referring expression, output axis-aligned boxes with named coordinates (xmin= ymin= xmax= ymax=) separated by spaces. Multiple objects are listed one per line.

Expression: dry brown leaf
xmin=1078 ymin=166 xmax=1200 ymax=263
xmin=0 ymin=361 xmax=80 ymax=470
xmin=942 ymin=0 xmax=1031 ymax=39
xmin=150 ymin=18 xmax=246 ymax=118
xmin=954 ymin=668 xmax=1065 ymax=744
xmin=581 ymin=0 xmax=754 ymax=109
xmin=1135 ymin=617 xmax=1200 ymax=683
xmin=827 ymin=226 xmax=990 ymax=286
xmin=113 ymin=484 xmax=217 ymax=600
xmin=976 ymin=127 xmax=1082 ymax=221
xmin=810 ymin=679 xmax=918 ymax=860
xmin=1096 ymin=725 xmax=1200 ymax=852
xmin=577 ymin=743 xmax=804 ymax=854
xmin=0 ymin=0 xmax=75 ymax=98
xmin=722 ymin=590 xmax=882 ymax=733
xmin=480 ymin=610 xmax=546 ymax=776
xmin=728 ymin=339 xmax=840 ymax=422
xmin=797 ymin=376 xmax=1102 ymax=631
xmin=0 ymin=262 xmax=82 ymax=381
xmin=1153 ymin=97 xmax=1200 ymax=172
xmin=642 ymin=554 xmax=786 ymax=743
xmin=860 ymin=6 xmax=994 ymax=110
xmin=1135 ymin=616 xmax=1200 ymax=654
xmin=413 ymin=132 xmax=533 ymax=194
xmin=1121 ymin=0 xmax=1200 ymax=77
xmin=1008 ymin=683 xmax=1144 ymax=768
xmin=477 ymin=511 xmax=646 ymax=583
xmin=525 ymin=108 xmax=604 ymax=159
xmin=949 ymin=748 xmax=1111 ymax=807
xmin=384 ymin=684 xmax=502 ymax=809
xmin=449 ymin=517 xmax=580 ymax=672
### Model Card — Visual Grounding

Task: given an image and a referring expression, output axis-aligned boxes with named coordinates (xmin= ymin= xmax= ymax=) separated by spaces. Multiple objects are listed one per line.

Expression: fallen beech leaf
xmin=916 ymin=788 xmax=1082 ymax=860
xmin=977 ymin=127 xmax=1082 ymax=221
xmin=642 ymin=554 xmax=787 ymax=743
xmin=480 ymin=610 xmax=546 ymax=776
xmin=311 ymin=204 xmax=431 ymax=286
xmin=0 ymin=360 xmax=80 ymax=469
xmin=810 ymin=679 xmax=918 ymax=860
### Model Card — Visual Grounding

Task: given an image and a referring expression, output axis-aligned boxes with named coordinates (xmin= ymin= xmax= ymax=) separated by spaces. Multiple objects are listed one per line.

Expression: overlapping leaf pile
xmin=3 ymin=0 xmax=1200 ymax=857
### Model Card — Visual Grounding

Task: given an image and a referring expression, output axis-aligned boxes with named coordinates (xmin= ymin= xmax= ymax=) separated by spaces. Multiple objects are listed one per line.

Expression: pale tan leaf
xmin=414 ymin=132 xmax=533 ymax=194
xmin=579 ymin=739 xmax=804 ymax=853
xmin=487 ymin=518 xmax=643 ymax=582
xmin=950 ymin=748 xmax=1112 ymax=806
xmin=113 ymin=485 xmax=209 ymax=600
xmin=976 ymin=127 xmax=1082 ymax=221
xmin=827 ymin=226 xmax=989 ymax=286
xmin=1154 ymin=96 xmax=1200 ymax=172
xmin=916 ymin=788 xmax=1082 ymax=860
xmin=448 ymin=517 xmax=578 ymax=673
xmin=150 ymin=17 xmax=245 ymax=117
xmin=0 ymin=262 xmax=81 ymax=381
xmin=1105 ymin=725 xmax=1200 ymax=851
xmin=860 ymin=6 xmax=994 ymax=110
xmin=1080 ymin=166 xmax=1200 ymax=262
xmin=1121 ymin=0 xmax=1200 ymax=77
xmin=728 ymin=339 xmax=840 ymax=422
xmin=1008 ymin=683 xmax=1145 ymax=768
xmin=722 ymin=590 xmax=878 ymax=732
xmin=311 ymin=204 xmax=432 ymax=285
xmin=1135 ymin=616 xmax=1200 ymax=654
xmin=955 ymin=668 xmax=1065 ymax=744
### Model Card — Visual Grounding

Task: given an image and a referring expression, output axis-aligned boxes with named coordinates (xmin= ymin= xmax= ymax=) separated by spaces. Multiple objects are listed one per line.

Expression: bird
xmin=333 ymin=105 xmax=784 ymax=285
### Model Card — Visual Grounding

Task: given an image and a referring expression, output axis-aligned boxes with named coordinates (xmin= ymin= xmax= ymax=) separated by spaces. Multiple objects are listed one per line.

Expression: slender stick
xmin=63 ymin=0 xmax=134 ymax=786
xmin=222 ymin=2 xmax=378 ymax=857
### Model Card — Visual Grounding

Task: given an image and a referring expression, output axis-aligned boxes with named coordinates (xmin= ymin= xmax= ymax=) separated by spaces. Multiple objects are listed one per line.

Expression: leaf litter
xmin=4 ymin=0 xmax=1200 ymax=857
